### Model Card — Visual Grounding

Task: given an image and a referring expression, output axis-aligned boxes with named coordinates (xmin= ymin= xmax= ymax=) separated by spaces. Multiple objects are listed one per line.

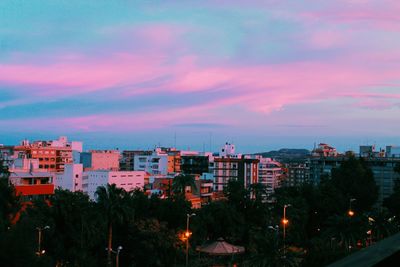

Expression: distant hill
xmin=254 ymin=148 xmax=310 ymax=162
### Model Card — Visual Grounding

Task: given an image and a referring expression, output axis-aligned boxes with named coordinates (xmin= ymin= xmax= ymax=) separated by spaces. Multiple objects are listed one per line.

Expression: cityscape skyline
xmin=2 ymin=2 xmax=400 ymax=266
xmin=1 ymin=1 xmax=400 ymax=152
xmin=1 ymin=132 xmax=399 ymax=154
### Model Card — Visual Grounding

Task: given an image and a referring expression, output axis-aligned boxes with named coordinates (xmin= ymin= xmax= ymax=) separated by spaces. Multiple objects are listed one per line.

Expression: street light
xmin=36 ymin=226 xmax=50 ymax=257
xmin=348 ymin=198 xmax=356 ymax=217
xmin=105 ymin=246 xmax=123 ymax=267
xmin=282 ymin=204 xmax=291 ymax=260
xmin=186 ymin=213 xmax=196 ymax=267
xmin=116 ymin=246 xmax=123 ymax=267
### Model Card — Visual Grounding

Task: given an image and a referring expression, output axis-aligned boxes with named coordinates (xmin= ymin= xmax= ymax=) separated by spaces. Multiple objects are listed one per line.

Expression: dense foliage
xmin=0 ymin=157 xmax=399 ymax=266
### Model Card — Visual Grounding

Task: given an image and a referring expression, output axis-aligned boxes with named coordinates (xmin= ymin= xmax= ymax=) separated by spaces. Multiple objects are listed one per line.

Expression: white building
xmin=257 ymin=157 xmax=284 ymax=196
xmin=55 ymin=164 xmax=83 ymax=192
xmin=134 ymin=148 xmax=169 ymax=176
xmin=82 ymin=170 xmax=147 ymax=200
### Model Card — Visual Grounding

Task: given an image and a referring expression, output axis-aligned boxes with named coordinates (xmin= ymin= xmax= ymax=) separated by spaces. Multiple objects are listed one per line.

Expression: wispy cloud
xmin=1 ymin=0 xmax=400 ymax=138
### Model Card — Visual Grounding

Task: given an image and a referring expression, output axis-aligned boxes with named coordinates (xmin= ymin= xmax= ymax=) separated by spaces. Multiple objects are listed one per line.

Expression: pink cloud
xmin=1 ymin=51 xmax=400 ymax=116
xmin=301 ymin=0 xmax=400 ymax=31
xmin=0 ymin=103 xmax=235 ymax=132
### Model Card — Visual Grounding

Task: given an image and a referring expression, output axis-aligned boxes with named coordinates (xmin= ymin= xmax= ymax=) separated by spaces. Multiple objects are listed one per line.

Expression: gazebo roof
xmin=197 ymin=238 xmax=245 ymax=256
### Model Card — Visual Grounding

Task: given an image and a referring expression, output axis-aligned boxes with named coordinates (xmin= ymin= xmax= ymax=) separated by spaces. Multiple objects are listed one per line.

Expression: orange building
xmin=167 ymin=150 xmax=181 ymax=174
xmin=13 ymin=139 xmax=74 ymax=173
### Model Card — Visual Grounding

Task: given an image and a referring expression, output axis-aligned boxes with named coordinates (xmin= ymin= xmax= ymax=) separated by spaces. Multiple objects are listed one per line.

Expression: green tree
xmin=224 ymin=179 xmax=248 ymax=211
xmin=127 ymin=219 xmax=180 ymax=267
xmin=172 ymin=174 xmax=196 ymax=196
xmin=330 ymin=157 xmax=378 ymax=212
xmin=323 ymin=214 xmax=368 ymax=252
xmin=95 ymin=184 xmax=129 ymax=266
xmin=0 ymin=179 xmax=20 ymax=231
xmin=245 ymin=227 xmax=301 ymax=267
xmin=192 ymin=200 xmax=245 ymax=244
xmin=46 ymin=190 xmax=103 ymax=267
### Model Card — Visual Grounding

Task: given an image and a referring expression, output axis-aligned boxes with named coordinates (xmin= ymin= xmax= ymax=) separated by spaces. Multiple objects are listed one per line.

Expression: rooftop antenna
xmin=209 ymin=132 xmax=212 ymax=152
xmin=174 ymin=132 xmax=177 ymax=149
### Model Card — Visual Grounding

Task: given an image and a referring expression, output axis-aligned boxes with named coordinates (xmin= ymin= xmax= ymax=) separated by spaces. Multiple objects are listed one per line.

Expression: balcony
xmin=14 ymin=184 xmax=55 ymax=196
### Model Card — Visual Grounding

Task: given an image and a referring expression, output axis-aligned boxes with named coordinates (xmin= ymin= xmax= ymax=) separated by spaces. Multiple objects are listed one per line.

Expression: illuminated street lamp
xmin=186 ymin=213 xmax=196 ymax=267
xmin=36 ymin=226 xmax=50 ymax=257
xmin=282 ymin=204 xmax=291 ymax=259
xmin=348 ymin=198 xmax=356 ymax=217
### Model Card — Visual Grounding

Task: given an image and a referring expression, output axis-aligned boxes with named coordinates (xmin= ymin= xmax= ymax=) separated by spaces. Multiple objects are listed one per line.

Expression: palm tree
xmin=324 ymin=214 xmax=367 ymax=252
xmin=172 ymin=174 xmax=196 ymax=196
xmin=245 ymin=228 xmax=301 ymax=267
xmin=95 ymin=184 xmax=128 ymax=266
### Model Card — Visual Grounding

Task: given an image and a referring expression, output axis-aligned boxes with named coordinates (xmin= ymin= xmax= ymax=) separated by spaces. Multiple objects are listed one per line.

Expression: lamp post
xmin=105 ymin=246 xmax=123 ymax=267
xmin=36 ymin=226 xmax=50 ymax=257
xmin=346 ymin=198 xmax=356 ymax=252
xmin=282 ymin=204 xmax=291 ymax=260
xmin=116 ymin=246 xmax=123 ymax=267
xmin=186 ymin=213 xmax=196 ymax=267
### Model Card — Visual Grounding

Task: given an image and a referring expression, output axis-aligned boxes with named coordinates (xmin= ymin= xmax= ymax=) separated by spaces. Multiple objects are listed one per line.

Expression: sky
xmin=1 ymin=0 xmax=400 ymax=153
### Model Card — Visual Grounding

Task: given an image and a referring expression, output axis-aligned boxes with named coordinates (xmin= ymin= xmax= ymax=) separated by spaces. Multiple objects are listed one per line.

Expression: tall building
xmin=213 ymin=157 xmax=259 ymax=192
xmin=308 ymin=144 xmax=400 ymax=203
xmin=166 ymin=149 xmax=181 ymax=174
xmin=257 ymin=157 xmax=284 ymax=196
xmin=120 ymin=150 xmax=152 ymax=171
xmin=181 ymin=155 xmax=209 ymax=175
xmin=12 ymin=136 xmax=82 ymax=173
xmin=133 ymin=147 xmax=181 ymax=176
xmin=285 ymin=163 xmax=310 ymax=187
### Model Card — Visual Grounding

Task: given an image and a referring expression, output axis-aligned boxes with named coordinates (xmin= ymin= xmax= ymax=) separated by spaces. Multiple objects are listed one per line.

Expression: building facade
xmin=82 ymin=170 xmax=147 ymax=200
xmin=81 ymin=150 xmax=120 ymax=171
xmin=213 ymin=157 xmax=259 ymax=192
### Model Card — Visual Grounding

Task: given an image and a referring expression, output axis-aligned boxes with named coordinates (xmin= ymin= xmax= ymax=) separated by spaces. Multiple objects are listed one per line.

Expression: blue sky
xmin=1 ymin=0 xmax=400 ymax=152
